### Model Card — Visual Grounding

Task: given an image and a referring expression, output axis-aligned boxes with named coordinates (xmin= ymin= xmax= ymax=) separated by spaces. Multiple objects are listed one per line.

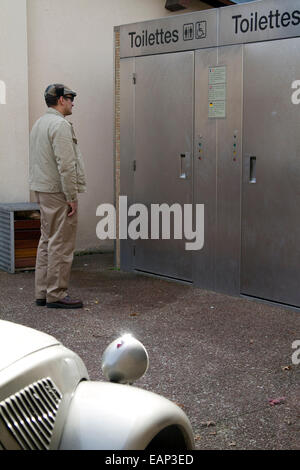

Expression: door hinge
xmin=132 ymin=73 xmax=137 ymax=85
xmin=133 ymin=160 xmax=136 ymax=172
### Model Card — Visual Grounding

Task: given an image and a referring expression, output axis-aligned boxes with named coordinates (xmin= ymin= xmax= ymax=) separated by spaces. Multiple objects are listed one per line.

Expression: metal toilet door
xmin=132 ymin=51 xmax=194 ymax=281
xmin=241 ymin=38 xmax=300 ymax=307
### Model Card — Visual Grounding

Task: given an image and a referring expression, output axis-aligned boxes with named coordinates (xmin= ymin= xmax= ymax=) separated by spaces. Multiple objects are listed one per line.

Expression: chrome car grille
xmin=0 ymin=378 xmax=62 ymax=450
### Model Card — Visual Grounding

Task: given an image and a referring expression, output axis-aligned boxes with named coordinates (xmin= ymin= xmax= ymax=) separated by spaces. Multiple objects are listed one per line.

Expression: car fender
xmin=59 ymin=381 xmax=194 ymax=450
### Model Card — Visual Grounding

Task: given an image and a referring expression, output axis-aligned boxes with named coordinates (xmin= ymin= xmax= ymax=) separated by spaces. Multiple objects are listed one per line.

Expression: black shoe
xmin=46 ymin=296 xmax=83 ymax=309
xmin=36 ymin=299 xmax=46 ymax=306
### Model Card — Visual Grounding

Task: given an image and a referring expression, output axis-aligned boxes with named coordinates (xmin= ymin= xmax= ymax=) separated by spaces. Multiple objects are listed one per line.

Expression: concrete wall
xmin=27 ymin=0 xmax=211 ymax=252
xmin=1 ymin=0 xmax=211 ymax=250
xmin=0 ymin=0 xmax=30 ymax=203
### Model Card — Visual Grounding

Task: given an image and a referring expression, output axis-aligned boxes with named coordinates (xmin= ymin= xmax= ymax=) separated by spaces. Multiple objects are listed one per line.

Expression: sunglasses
xmin=64 ymin=95 xmax=75 ymax=102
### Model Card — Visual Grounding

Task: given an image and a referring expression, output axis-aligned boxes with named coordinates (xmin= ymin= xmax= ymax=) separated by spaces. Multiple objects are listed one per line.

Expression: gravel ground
xmin=0 ymin=252 xmax=299 ymax=450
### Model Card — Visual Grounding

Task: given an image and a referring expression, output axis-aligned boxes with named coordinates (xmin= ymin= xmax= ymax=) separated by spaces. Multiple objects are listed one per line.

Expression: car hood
xmin=0 ymin=320 xmax=60 ymax=372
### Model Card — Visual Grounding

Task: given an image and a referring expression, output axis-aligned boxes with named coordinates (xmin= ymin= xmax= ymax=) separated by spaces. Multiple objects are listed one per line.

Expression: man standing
xmin=29 ymin=84 xmax=87 ymax=309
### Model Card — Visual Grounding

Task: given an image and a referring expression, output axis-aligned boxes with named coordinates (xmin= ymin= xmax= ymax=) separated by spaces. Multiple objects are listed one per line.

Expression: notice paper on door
xmin=208 ymin=66 xmax=226 ymax=118
xmin=208 ymin=100 xmax=226 ymax=118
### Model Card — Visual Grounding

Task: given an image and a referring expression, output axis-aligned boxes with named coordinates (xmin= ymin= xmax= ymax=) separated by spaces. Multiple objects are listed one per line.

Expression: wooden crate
xmin=0 ymin=203 xmax=40 ymax=273
xmin=14 ymin=218 xmax=40 ymax=269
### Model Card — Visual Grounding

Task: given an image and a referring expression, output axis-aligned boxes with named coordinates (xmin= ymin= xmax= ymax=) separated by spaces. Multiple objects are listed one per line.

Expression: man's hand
xmin=67 ymin=201 xmax=78 ymax=217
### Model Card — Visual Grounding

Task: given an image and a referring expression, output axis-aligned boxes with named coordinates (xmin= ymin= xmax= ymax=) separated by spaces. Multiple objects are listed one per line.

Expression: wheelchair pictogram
xmin=195 ymin=21 xmax=207 ymax=39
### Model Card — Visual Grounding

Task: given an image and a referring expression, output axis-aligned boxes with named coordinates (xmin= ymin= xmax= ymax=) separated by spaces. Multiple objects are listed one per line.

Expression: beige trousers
xmin=35 ymin=192 xmax=78 ymax=302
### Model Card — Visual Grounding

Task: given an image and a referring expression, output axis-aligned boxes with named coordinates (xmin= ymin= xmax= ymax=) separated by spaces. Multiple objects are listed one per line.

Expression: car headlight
xmin=101 ymin=334 xmax=149 ymax=384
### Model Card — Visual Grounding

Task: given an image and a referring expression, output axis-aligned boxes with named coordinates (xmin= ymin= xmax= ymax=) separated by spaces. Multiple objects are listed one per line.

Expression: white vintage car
xmin=0 ymin=320 xmax=194 ymax=450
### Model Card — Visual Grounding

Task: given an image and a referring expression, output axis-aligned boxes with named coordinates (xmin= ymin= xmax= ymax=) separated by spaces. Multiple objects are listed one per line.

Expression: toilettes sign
xmin=118 ymin=9 xmax=217 ymax=58
xmin=118 ymin=0 xmax=300 ymax=58
xmin=220 ymin=0 xmax=300 ymax=45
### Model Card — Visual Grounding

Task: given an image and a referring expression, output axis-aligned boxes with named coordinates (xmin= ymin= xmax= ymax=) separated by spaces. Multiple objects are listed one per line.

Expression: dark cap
xmin=44 ymin=84 xmax=77 ymax=99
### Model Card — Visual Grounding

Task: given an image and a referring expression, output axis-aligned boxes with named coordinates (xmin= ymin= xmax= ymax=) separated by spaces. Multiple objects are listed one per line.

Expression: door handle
xmin=249 ymin=156 xmax=256 ymax=183
xmin=179 ymin=152 xmax=191 ymax=179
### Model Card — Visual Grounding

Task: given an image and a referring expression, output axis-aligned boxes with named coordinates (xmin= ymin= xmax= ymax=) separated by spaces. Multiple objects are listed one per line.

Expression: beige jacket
xmin=29 ymin=108 xmax=87 ymax=202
